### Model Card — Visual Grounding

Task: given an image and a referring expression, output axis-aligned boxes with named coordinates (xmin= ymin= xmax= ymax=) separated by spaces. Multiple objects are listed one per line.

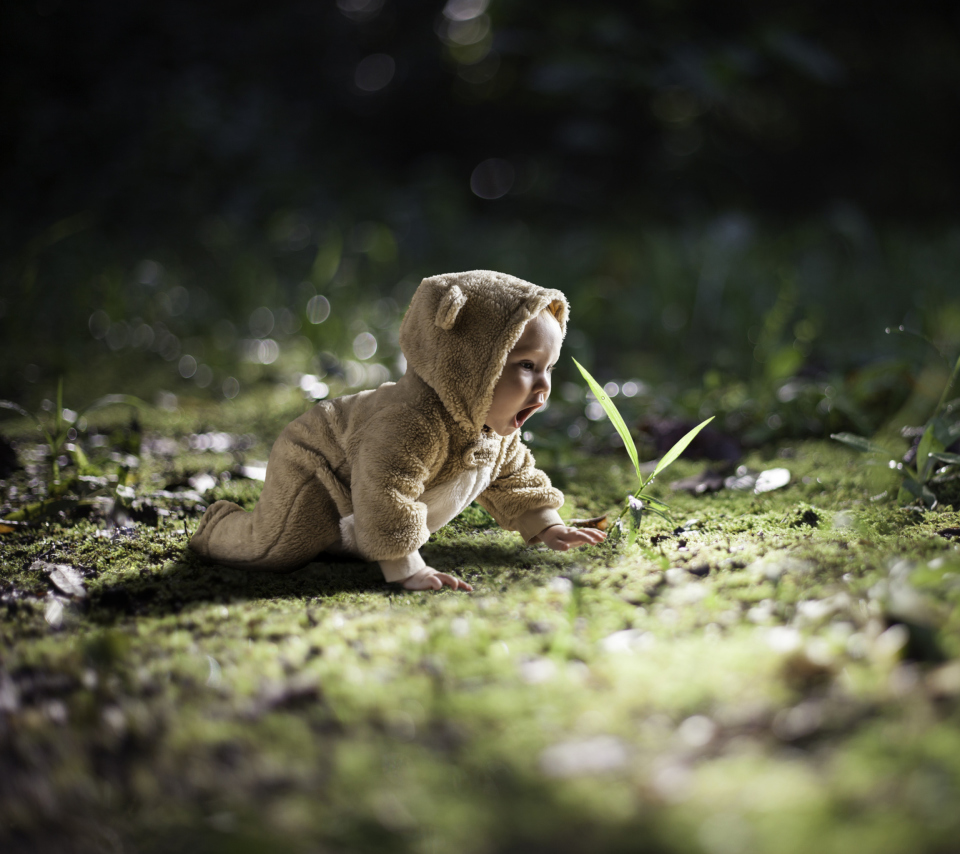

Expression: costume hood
xmin=399 ymin=270 xmax=568 ymax=435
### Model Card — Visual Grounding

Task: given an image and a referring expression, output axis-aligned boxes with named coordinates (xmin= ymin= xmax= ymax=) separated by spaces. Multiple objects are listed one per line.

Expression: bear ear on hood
xmin=435 ymin=284 xmax=467 ymax=330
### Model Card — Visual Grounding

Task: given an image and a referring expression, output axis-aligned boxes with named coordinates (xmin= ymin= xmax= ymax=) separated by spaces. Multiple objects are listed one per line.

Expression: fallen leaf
xmin=567 ymin=514 xmax=608 ymax=531
xmin=31 ymin=561 xmax=87 ymax=599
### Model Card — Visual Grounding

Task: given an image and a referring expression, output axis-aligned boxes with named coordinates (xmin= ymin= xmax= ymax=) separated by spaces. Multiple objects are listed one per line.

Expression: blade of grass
xmin=934 ymin=353 xmax=960 ymax=420
xmin=78 ymin=394 xmax=148 ymax=419
xmin=1 ymin=400 xmax=55 ymax=449
xmin=0 ymin=400 xmax=38 ymax=423
xmin=830 ymin=432 xmax=898 ymax=458
xmin=916 ymin=423 xmax=945 ymax=481
xmin=573 ymin=358 xmax=642 ymax=486
xmin=651 ymin=417 xmax=714 ymax=480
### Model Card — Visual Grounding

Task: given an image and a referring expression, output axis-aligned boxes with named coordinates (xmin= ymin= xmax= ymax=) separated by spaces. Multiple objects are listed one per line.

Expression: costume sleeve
xmin=476 ymin=434 xmax=564 ymax=544
xmin=350 ymin=406 xmax=447 ymax=564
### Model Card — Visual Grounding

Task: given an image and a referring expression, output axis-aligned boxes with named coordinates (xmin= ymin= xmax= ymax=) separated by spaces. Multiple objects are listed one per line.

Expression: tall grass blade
xmin=830 ymin=432 xmax=898 ymax=458
xmin=934 ymin=353 xmax=960 ymax=420
xmin=651 ymin=416 xmax=715 ymax=480
xmin=0 ymin=400 xmax=37 ymax=422
xmin=572 ymin=358 xmax=642 ymax=485
xmin=916 ymin=423 xmax=945 ymax=481
xmin=78 ymin=394 xmax=148 ymax=419
xmin=0 ymin=400 xmax=52 ymax=446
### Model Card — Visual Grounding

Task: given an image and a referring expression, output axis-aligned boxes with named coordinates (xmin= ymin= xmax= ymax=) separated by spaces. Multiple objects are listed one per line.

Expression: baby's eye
xmin=519 ymin=360 xmax=535 ymax=370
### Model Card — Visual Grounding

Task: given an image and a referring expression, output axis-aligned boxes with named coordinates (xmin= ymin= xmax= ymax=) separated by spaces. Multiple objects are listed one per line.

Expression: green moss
xmin=3 ymin=414 xmax=960 ymax=852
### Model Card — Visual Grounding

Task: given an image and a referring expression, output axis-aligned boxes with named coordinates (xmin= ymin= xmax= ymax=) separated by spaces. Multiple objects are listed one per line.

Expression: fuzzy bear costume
xmin=189 ymin=270 xmax=568 ymax=582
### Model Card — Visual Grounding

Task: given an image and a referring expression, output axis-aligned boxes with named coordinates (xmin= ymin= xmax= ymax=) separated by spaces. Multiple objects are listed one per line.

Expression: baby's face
xmin=485 ymin=311 xmax=562 ymax=437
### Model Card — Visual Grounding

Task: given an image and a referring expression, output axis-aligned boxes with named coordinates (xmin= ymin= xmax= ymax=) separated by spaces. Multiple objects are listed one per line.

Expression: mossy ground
xmin=2 ymin=395 xmax=960 ymax=854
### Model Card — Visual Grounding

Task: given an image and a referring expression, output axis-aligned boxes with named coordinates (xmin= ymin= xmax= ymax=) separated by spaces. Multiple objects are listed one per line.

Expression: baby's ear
xmin=435 ymin=284 xmax=467 ymax=330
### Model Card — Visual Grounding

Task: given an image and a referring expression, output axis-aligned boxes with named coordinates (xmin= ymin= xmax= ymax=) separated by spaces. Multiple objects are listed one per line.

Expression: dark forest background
xmin=2 ymin=0 xmax=959 ymax=436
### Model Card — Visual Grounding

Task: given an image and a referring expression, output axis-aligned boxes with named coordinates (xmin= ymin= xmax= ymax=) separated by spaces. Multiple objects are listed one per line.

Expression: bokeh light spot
xmin=89 ymin=310 xmax=110 ymax=339
xmin=179 ymin=355 xmax=198 ymax=378
xmin=132 ymin=323 xmax=155 ymax=349
xmin=194 ymin=364 xmax=213 ymax=388
xmin=353 ymin=332 xmax=378 ymax=361
xmin=337 ymin=0 xmax=384 ymax=21
xmin=106 ymin=322 xmax=130 ymax=350
xmin=470 ymin=159 xmax=514 ymax=199
xmin=443 ymin=0 xmax=488 ymax=21
xmin=135 ymin=259 xmax=163 ymax=286
xmin=585 ymin=401 xmax=605 ymax=421
xmin=299 ymin=374 xmax=331 ymax=399
xmin=258 ymin=339 xmax=280 ymax=365
xmin=307 ymin=295 xmax=331 ymax=324
xmin=249 ymin=306 xmax=275 ymax=337
xmin=446 ymin=15 xmax=490 ymax=46
xmin=355 ymin=54 xmax=396 ymax=93
xmin=222 ymin=377 xmax=240 ymax=399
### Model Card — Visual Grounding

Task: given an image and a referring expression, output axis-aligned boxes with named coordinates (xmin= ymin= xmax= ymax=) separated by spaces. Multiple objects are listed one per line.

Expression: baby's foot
xmin=400 ymin=567 xmax=473 ymax=592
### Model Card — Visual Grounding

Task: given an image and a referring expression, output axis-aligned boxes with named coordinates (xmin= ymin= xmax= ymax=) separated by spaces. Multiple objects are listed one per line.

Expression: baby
xmin=189 ymin=270 xmax=605 ymax=591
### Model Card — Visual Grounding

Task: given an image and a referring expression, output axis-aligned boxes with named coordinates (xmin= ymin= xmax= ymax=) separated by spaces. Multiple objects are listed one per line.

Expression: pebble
xmin=677 ymin=715 xmax=717 ymax=748
xmin=754 ymin=468 xmax=791 ymax=493
xmin=600 ymin=629 xmax=655 ymax=653
xmin=519 ymin=657 xmax=557 ymax=684
xmin=766 ymin=626 xmax=802 ymax=653
xmin=539 ymin=735 xmax=628 ymax=778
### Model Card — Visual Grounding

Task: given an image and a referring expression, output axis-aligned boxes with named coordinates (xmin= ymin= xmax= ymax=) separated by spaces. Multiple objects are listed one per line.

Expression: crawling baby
xmin=189 ymin=270 xmax=606 ymax=590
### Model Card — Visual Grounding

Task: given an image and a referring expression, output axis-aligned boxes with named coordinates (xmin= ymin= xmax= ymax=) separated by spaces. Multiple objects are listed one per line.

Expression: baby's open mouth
xmin=513 ymin=402 xmax=543 ymax=429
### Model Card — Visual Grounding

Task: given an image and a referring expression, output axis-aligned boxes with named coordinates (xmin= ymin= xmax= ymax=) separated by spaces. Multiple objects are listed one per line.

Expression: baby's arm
xmin=538 ymin=524 xmax=606 ymax=551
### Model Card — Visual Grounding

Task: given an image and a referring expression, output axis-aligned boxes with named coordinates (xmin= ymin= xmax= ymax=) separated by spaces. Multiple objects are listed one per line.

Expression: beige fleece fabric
xmin=189 ymin=270 xmax=568 ymax=576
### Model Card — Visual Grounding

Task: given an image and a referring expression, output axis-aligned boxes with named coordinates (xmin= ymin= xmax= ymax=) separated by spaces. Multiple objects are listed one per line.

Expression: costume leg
xmin=189 ymin=452 xmax=342 ymax=571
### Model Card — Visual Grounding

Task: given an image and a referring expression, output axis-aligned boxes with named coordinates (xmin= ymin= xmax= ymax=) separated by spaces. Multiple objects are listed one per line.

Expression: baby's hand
xmin=400 ymin=567 xmax=473 ymax=592
xmin=539 ymin=525 xmax=607 ymax=552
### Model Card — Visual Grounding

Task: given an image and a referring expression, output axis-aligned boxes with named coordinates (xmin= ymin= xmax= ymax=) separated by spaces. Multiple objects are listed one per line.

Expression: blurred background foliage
xmin=1 ymin=0 xmax=959 ymax=445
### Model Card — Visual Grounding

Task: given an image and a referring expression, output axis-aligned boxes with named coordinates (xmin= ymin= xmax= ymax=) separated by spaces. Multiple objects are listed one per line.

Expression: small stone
xmin=188 ymin=473 xmax=218 ymax=494
xmin=772 ymin=700 xmax=823 ymax=740
xmin=206 ymin=655 xmax=222 ymax=688
xmin=600 ymin=629 xmax=655 ymax=653
xmin=748 ymin=553 xmax=814 ymax=583
xmin=44 ymin=597 xmax=64 ymax=629
xmin=668 ymin=584 xmax=707 ymax=605
xmin=519 ymin=657 xmax=558 ymax=684
xmin=765 ymin=626 xmax=802 ymax=653
xmin=873 ymin=624 xmax=909 ymax=660
xmin=677 ymin=715 xmax=717 ymax=748
xmin=926 ymin=661 xmax=960 ymax=698
xmin=754 ymin=468 xmax=791 ymax=493
xmin=642 ymin=572 xmax=666 ymax=594
xmin=0 ymin=673 xmax=19 ymax=713
xmin=747 ymin=600 xmax=776 ymax=625
xmin=539 ymin=735 xmax=628 ymax=778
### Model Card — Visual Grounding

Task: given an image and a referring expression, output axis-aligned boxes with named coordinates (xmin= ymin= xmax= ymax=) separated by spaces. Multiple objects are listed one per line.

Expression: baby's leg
xmin=190 ymin=453 xmax=341 ymax=571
